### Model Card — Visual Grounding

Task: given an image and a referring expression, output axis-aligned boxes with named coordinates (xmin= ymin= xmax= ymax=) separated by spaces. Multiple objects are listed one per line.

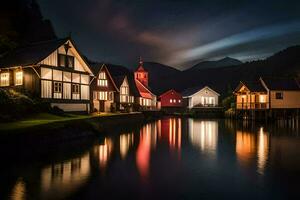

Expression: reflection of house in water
xmin=120 ymin=133 xmax=134 ymax=159
xmin=93 ymin=138 xmax=113 ymax=169
xmin=136 ymin=122 xmax=159 ymax=179
xmin=10 ymin=178 xmax=26 ymax=200
xmin=235 ymin=127 xmax=269 ymax=174
xmin=161 ymin=118 xmax=182 ymax=149
xmin=188 ymin=119 xmax=218 ymax=156
xmin=40 ymin=153 xmax=90 ymax=199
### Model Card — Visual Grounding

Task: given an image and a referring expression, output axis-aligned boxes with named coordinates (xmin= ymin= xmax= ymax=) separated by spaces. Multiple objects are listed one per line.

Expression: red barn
xmin=159 ymin=89 xmax=183 ymax=107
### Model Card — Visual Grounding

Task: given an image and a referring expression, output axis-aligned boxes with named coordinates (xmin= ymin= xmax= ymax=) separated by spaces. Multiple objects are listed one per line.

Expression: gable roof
xmin=234 ymin=80 xmax=267 ymax=93
xmin=0 ymin=38 xmax=68 ymax=68
xmin=105 ymin=64 xmax=141 ymax=97
xmin=0 ymin=37 xmax=94 ymax=75
xmin=90 ymin=63 xmax=119 ymax=92
xmin=261 ymin=77 xmax=300 ymax=91
xmin=159 ymin=89 xmax=182 ymax=98
xmin=182 ymin=86 xmax=220 ymax=97
xmin=112 ymin=75 xmax=127 ymax=89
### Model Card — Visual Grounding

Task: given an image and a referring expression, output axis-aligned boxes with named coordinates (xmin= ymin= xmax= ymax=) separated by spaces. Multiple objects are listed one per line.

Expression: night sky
xmin=37 ymin=0 xmax=300 ymax=70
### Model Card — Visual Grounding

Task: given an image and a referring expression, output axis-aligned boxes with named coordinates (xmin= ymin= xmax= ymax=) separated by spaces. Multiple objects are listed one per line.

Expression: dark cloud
xmin=37 ymin=0 xmax=300 ymax=69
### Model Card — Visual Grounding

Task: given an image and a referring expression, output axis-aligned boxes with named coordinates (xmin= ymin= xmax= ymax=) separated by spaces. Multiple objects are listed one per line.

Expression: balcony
xmin=236 ymin=102 xmax=269 ymax=110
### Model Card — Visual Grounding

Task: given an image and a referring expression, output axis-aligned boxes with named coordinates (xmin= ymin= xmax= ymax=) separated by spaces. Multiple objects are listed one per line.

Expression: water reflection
xmin=4 ymin=118 xmax=300 ymax=200
xmin=10 ymin=178 xmax=26 ymax=200
xmin=94 ymin=138 xmax=113 ymax=169
xmin=188 ymin=120 xmax=218 ymax=156
xmin=161 ymin=118 xmax=182 ymax=150
xmin=120 ymin=133 xmax=134 ymax=159
xmin=235 ymin=126 xmax=269 ymax=174
xmin=40 ymin=153 xmax=90 ymax=199
xmin=136 ymin=124 xmax=152 ymax=178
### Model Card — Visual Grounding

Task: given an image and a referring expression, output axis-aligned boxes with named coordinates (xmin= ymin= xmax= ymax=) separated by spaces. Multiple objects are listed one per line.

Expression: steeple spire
xmin=139 ymin=56 xmax=143 ymax=65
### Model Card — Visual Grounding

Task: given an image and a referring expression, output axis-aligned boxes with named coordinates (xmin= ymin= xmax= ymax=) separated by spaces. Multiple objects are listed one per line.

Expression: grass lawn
xmin=0 ymin=112 xmax=119 ymax=131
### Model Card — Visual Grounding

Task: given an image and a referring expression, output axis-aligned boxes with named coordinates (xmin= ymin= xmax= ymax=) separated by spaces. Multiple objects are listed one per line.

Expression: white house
xmin=182 ymin=86 xmax=220 ymax=108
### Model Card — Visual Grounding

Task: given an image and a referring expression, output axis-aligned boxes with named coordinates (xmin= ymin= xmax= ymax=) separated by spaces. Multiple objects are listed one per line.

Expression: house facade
xmin=159 ymin=89 xmax=183 ymax=108
xmin=234 ymin=77 xmax=300 ymax=110
xmin=90 ymin=64 xmax=118 ymax=112
xmin=134 ymin=58 xmax=157 ymax=110
xmin=111 ymin=75 xmax=135 ymax=111
xmin=0 ymin=37 xmax=94 ymax=112
xmin=182 ymin=86 xmax=220 ymax=108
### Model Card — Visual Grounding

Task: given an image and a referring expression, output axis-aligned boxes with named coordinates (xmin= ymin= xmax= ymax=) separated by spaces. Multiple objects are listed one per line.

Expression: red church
xmin=134 ymin=58 xmax=157 ymax=110
xmin=159 ymin=89 xmax=183 ymax=108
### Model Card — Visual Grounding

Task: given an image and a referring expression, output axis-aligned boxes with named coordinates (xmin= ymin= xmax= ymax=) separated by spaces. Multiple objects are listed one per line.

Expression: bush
xmin=0 ymin=88 xmax=51 ymax=121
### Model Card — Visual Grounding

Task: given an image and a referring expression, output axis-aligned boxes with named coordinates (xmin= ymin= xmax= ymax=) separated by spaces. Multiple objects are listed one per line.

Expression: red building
xmin=134 ymin=58 xmax=157 ymax=109
xmin=159 ymin=89 xmax=183 ymax=107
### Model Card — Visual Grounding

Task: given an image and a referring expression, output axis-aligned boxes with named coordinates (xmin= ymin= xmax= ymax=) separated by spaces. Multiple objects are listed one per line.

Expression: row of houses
xmin=0 ymin=37 xmax=220 ymax=113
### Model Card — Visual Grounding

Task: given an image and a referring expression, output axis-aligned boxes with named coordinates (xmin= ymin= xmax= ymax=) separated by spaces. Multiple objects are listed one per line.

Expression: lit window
xmin=174 ymin=99 xmax=176 ymax=103
xmin=0 ymin=72 xmax=10 ymax=86
xmin=179 ymin=100 xmax=181 ymax=103
xmin=170 ymin=99 xmax=173 ymax=103
xmin=98 ymin=72 xmax=108 ymax=86
xmin=15 ymin=71 xmax=23 ymax=85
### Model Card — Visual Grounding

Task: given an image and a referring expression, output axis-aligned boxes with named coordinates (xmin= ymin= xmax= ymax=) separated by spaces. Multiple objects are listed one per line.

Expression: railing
xmin=236 ymin=103 xmax=269 ymax=110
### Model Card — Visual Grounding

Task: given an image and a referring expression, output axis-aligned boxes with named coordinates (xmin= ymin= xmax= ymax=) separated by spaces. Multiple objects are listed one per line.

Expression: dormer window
xmin=58 ymin=54 xmax=74 ymax=68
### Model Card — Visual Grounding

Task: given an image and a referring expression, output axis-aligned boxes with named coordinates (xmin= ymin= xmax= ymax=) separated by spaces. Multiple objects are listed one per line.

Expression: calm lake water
xmin=1 ymin=118 xmax=300 ymax=200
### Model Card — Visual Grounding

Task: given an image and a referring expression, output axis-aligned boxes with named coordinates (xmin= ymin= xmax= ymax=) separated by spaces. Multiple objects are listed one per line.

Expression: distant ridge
xmin=186 ymin=57 xmax=243 ymax=71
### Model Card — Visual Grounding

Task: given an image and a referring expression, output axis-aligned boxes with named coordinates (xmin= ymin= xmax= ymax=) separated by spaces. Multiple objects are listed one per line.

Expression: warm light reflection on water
xmin=236 ymin=126 xmax=269 ymax=174
xmin=188 ymin=120 xmax=218 ymax=156
xmin=96 ymin=138 xmax=113 ymax=169
xmin=40 ymin=153 xmax=90 ymax=199
xmin=120 ymin=133 xmax=134 ymax=159
xmin=136 ymin=124 xmax=152 ymax=179
xmin=257 ymin=127 xmax=269 ymax=175
xmin=10 ymin=178 xmax=26 ymax=200
xmin=5 ymin=118 xmax=300 ymax=200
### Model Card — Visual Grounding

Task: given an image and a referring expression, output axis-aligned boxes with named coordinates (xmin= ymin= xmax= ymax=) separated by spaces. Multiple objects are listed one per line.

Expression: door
xmin=100 ymin=101 xmax=105 ymax=112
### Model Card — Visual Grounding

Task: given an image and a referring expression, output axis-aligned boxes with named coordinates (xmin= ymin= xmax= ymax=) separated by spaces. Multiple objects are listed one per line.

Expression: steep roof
xmin=238 ymin=80 xmax=267 ymax=93
xmin=0 ymin=38 xmax=68 ymax=68
xmin=135 ymin=58 xmax=147 ymax=72
xmin=135 ymin=79 xmax=154 ymax=99
xmin=261 ymin=77 xmax=300 ymax=91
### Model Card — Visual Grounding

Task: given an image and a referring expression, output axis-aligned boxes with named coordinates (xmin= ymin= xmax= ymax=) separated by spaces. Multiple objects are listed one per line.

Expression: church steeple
xmin=134 ymin=57 xmax=149 ymax=87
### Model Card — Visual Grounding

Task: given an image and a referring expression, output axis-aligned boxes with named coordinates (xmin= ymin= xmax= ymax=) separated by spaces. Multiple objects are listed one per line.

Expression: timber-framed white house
xmin=0 ymin=37 xmax=94 ymax=112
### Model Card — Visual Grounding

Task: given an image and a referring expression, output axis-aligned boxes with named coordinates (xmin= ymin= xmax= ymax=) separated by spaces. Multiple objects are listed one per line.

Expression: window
xmin=99 ymin=91 xmax=108 ymax=100
xmin=99 ymin=72 xmax=106 ymax=79
xmin=275 ymin=92 xmax=283 ymax=99
xmin=15 ymin=71 xmax=23 ymax=86
xmin=0 ymin=72 xmax=10 ymax=86
xmin=121 ymin=86 xmax=129 ymax=95
xmin=98 ymin=72 xmax=108 ymax=86
xmin=54 ymin=82 xmax=62 ymax=93
xmin=179 ymin=100 xmax=181 ymax=103
xmin=72 ymin=84 xmax=80 ymax=94
xmin=174 ymin=99 xmax=176 ymax=103
xmin=170 ymin=99 xmax=173 ymax=103
xmin=58 ymin=54 xmax=74 ymax=68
